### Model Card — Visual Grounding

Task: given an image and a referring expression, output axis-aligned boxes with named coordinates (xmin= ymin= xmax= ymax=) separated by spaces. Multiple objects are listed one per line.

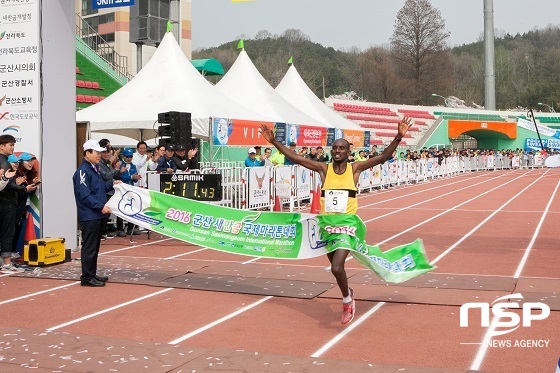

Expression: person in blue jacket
xmin=156 ymin=145 xmax=177 ymax=173
xmin=73 ymin=140 xmax=119 ymax=287
xmin=244 ymin=147 xmax=265 ymax=167
xmin=118 ymin=148 xmax=140 ymax=185
xmin=115 ymin=148 xmax=140 ymax=236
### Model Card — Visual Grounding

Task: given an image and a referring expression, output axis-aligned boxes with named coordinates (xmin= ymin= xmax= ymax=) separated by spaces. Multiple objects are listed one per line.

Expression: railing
xmin=143 ymin=156 xmax=547 ymax=212
xmin=75 ymin=13 xmax=133 ymax=82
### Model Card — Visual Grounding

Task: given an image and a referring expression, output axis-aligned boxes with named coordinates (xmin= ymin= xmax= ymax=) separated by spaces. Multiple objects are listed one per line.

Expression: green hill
xmin=193 ymin=26 xmax=560 ymax=110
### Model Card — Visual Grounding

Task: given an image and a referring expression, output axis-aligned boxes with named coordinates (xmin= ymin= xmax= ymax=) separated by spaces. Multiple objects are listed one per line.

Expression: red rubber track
xmin=1 ymin=168 xmax=558 ymax=372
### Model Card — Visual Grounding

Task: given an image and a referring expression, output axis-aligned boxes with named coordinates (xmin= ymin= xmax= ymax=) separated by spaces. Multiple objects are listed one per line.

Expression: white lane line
xmin=513 ymin=179 xmax=560 ymax=278
xmin=168 ymin=296 xmax=273 ymax=345
xmin=107 ymin=256 xmax=241 ymax=264
xmin=434 ymin=271 xmax=560 ymax=280
xmin=470 ymin=315 xmax=501 ymax=370
xmin=363 ymin=171 xmax=516 ymax=224
xmin=328 ymin=171 xmax=532 ymax=269
xmin=468 ymin=175 xmax=557 ymax=371
xmin=430 ymin=170 xmax=549 ymax=265
xmin=101 ymin=238 xmax=173 ymax=255
xmin=357 ymin=172 xmax=490 ymax=209
xmin=360 ymin=207 xmax=557 ymax=214
xmin=242 ymin=257 xmax=261 ymax=264
xmin=314 ymin=171 xmax=545 ymax=359
xmin=164 ymin=247 xmax=207 ymax=260
xmin=0 ymin=282 xmax=79 ymax=306
xmin=0 ymin=238 xmax=172 ymax=306
xmin=310 ymin=302 xmax=386 ymax=358
xmin=376 ymin=170 xmax=533 ymax=246
xmin=46 ymin=288 xmax=173 ymax=331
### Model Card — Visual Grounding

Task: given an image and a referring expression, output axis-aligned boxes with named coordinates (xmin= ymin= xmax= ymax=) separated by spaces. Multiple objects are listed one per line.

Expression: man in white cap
xmin=73 ymin=140 xmax=120 ymax=287
xmin=245 ymin=147 xmax=270 ymax=167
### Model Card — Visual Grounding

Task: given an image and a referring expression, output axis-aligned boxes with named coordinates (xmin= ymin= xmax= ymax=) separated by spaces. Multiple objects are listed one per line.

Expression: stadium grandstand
xmin=325 ymin=96 xmax=560 ymax=152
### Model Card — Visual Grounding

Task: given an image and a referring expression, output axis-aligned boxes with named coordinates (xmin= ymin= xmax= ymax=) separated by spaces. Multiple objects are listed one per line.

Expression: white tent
xmin=215 ymin=50 xmax=326 ymax=127
xmin=276 ymin=65 xmax=362 ymax=130
xmin=76 ymin=33 xmax=272 ymax=141
xmin=90 ymin=132 xmax=138 ymax=147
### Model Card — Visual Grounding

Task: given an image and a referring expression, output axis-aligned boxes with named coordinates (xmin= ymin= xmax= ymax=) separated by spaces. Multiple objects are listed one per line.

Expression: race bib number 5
xmin=324 ymin=190 xmax=348 ymax=213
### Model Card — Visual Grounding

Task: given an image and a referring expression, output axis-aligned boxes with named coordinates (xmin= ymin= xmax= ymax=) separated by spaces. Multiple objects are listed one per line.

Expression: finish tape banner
xmin=107 ymin=184 xmax=435 ymax=283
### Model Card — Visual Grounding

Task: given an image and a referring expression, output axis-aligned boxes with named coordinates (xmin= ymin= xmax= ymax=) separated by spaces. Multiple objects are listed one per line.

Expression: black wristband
xmin=1 ymin=176 xmax=7 ymax=181
xmin=394 ymin=136 xmax=402 ymax=142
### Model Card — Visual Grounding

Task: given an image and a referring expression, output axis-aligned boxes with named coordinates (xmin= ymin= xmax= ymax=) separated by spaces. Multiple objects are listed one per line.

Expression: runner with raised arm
xmin=259 ymin=117 xmax=412 ymax=324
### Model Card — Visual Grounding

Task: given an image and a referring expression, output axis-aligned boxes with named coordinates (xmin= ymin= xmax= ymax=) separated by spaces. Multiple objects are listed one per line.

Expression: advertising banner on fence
xmin=326 ymin=128 xmax=345 ymax=146
xmin=212 ymin=117 xmax=273 ymax=146
xmin=517 ymin=118 xmax=560 ymax=139
xmin=107 ymin=184 xmax=434 ymax=283
xmin=524 ymin=138 xmax=560 ymax=151
xmin=363 ymin=131 xmax=371 ymax=148
xmin=273 ymin=122 xmax=287 ymax=145
xmin=297 ymin=125 xmax=327 ymax=147
xmin=344 ymin=130 xmax=365 ymax=149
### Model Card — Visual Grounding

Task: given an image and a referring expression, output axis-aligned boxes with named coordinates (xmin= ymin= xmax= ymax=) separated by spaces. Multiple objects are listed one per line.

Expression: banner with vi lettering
xmin=107 ymin=184 xmax=435 ymax=283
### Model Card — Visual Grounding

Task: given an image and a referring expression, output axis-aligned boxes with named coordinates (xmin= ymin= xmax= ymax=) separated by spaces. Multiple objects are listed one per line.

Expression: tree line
xmin=193 ymin=0 xmax=560 ymax=111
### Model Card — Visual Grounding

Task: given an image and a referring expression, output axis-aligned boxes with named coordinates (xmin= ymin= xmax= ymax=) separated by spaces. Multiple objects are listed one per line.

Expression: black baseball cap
xmin=165 ymin=145 xmax=174 ymax=151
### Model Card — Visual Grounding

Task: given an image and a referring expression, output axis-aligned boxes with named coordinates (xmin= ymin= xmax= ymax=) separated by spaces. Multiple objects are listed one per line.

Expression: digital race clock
xmin=159 ymin=173 xmax=222 ymax=201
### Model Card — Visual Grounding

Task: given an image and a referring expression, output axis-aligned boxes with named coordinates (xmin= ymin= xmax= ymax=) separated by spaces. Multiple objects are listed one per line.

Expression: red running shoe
xmin=341 ymin=287 xmax=355 ymax=325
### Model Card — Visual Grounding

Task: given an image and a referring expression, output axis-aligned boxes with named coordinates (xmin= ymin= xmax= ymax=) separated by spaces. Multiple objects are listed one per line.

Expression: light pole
xmin=431 ymin=93 xmax=449 ymax=107
xmin=538 ymin=102 xmax=555 ymax=113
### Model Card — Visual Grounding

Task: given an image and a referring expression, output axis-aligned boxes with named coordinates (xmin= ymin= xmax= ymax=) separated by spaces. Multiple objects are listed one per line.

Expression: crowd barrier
xmin=149 ymin=155 xmax=547 ymax=212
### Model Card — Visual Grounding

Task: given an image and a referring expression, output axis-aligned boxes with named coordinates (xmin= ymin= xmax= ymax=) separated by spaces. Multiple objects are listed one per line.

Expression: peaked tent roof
xmin=215 ymin=50 xmax=326 ymax=127
xmin=276 ymin=65 xmax=362 ymax=130
xmin=76 ymin=33 xmax=272 ymax=140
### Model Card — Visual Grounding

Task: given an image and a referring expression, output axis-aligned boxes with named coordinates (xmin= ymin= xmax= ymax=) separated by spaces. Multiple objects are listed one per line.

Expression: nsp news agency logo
xmin=460 ymin=293 xmax=550 ymax=348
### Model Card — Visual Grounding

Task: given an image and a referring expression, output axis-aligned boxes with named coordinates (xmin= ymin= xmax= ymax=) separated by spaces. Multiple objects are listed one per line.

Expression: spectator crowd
xmin=0 ymin=134 xmax=40 ymax=273
xmin=95 ymin=140 xmax=200 ymax=238
xmin=244 ymin=142 xmax=558 ymax=169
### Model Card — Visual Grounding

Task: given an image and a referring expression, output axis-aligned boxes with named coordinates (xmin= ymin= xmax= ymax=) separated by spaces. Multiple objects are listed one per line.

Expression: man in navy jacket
xmin=73 ymin=140 xmax=118 ymax=287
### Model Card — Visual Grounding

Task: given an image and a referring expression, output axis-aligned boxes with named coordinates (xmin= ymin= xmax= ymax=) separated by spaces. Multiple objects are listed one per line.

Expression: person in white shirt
xmin=132 ymin=141 xmax=149 ymax=188
xmin=263 ymin=148 xmax=273 ymax=167
xmin=148 ymin=145 xmax=164 ymax=172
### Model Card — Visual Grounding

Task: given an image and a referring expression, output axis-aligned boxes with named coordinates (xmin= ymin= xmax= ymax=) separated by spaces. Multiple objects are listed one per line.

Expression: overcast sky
xmin=191 ymin=0 xmax=560 ymax=51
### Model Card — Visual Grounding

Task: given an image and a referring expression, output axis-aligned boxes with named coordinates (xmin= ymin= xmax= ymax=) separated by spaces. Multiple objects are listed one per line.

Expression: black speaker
xmin=157 ymin=111 xmax=192 ymax=148
xmin=158 ymin=111 xmax=190 ymax=125
xmin=157 ymin=124 xmax=172 ymax=137
xmin=158 ymin=138 xmax=173 ymax=147
xmin=129 ymin=0 xmax=170 ymax=45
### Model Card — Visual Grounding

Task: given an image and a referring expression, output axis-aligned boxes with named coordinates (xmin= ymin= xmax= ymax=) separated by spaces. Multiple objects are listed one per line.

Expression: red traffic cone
xmin=310 ymin=186 xmax=321 ymax=214
xmin=273 ymin=195 xmax=282 ymax=212
xmin=24 ymin=212 xmax=37 ymax=242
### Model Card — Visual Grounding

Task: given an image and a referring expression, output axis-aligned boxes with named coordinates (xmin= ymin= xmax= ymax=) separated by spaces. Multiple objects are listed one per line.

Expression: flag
xmin=166 ymin=20 xmax=172 ymax=33
xmin=288 ymin=56 xmax=293 ymax=65
xmin=107 ymin=184 xmax=435 ymax=283
xmin=237 ymin=39 xmax=244 ymax=50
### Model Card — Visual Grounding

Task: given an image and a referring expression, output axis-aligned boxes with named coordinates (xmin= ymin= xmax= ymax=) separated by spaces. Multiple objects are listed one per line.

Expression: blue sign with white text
xmin=92 ymin=0 xmax=135 ymax=10
xmin=524 ymin=138 xmax=560 ymax=151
